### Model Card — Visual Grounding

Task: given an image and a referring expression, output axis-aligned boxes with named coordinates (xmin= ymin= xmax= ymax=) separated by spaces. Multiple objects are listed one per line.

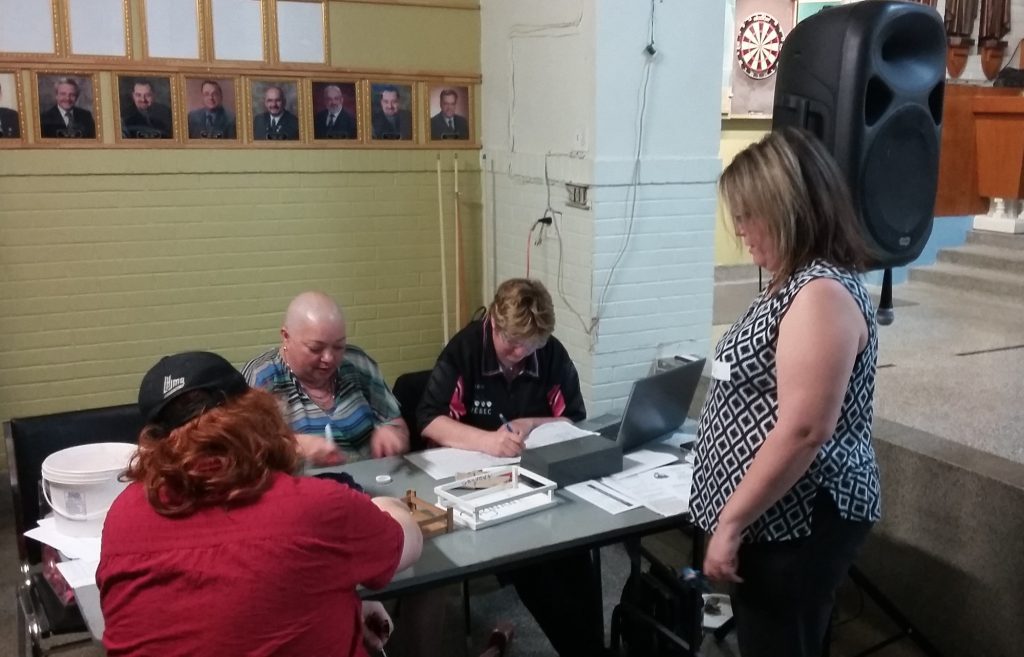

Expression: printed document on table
xmin=525 ymin=422 xmax=598 ymax=449
xmin=610 ymin=449 xmax=678 ymax=480
xmin=405 ymin=447 xmax=520 ymax=480
xmin=565 ymin=480 xmax=641 ymax=514
xmin=602 ymin=463 xmax=694 ymax=517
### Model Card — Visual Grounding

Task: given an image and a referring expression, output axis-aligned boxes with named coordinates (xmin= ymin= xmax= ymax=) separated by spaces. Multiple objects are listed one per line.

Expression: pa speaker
xmin=772 ymin=1 xmax=946 ymax=269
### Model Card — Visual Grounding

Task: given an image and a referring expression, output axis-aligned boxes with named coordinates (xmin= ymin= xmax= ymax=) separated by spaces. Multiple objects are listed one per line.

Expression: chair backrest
xmin=392 ymin=370 xmax=433 ymax=452
xmin=4 ymin=404 xmax=144 ymax=564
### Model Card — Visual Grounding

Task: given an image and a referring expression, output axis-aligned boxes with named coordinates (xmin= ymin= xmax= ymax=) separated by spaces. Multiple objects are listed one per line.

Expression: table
xmin=326 ymin=445 xmax=690 ymax=599
xmin=71 ymin=427 xmax=697 ymax=644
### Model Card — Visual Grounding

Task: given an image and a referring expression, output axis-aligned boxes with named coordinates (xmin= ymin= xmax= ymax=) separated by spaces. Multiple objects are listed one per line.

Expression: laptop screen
xmin=602 ymin=357 xmax=705 ymax=452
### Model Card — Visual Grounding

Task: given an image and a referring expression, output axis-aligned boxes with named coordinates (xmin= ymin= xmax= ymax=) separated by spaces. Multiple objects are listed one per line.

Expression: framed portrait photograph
xmin=116 ymin=74 xmax=175 ymax=141
xmin=35 ymin=72 xmax=100 ymax=141
xmin=249 ymin=79 xmax=301 ymax=142
xmin=184 ymin=77 xmax=238 ymax=141
xmin=310 ymin=81 xmax=358 ymax=141
xmin=370 ymin=82 xmax=415 ymax=143
xmin=0 ymin=71 xmax=24 ymax=142
xmin=427 ymin=84 xmax=472 ymax=143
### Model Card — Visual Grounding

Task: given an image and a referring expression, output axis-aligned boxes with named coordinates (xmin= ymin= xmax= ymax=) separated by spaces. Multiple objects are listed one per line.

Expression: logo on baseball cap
xmin=138 ymin=351 xmax=248 ymax=427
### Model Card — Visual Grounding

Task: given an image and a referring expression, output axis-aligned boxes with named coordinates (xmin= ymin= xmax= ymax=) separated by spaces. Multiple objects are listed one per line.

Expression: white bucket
xmin=41 ymin=442 xmax=137 ymax=537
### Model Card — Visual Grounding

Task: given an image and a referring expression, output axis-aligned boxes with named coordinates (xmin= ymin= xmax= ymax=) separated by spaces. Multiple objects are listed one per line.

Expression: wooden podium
xmin=972 ymin=94 xmax=1024 ymax=233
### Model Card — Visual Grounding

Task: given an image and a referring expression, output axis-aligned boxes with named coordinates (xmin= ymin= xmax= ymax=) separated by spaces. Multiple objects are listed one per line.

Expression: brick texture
xmin=0 ymin=150 xmax=481 ymax=424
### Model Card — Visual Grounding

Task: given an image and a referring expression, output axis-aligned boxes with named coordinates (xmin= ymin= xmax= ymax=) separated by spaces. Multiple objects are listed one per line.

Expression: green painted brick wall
xmin=0 ymin=0 xmax=483 ymax=472
xmin=0 ymin=149 xmax=482 ymax=423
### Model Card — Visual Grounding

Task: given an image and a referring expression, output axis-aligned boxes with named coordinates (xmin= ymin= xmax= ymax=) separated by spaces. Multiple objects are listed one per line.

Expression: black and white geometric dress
xmin=691 ymin=260 xmax=881 ymax=542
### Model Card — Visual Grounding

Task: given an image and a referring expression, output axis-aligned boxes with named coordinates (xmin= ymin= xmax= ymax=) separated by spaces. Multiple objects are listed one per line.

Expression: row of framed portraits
xmin=0 ymin=70 xmax=478 ymax=147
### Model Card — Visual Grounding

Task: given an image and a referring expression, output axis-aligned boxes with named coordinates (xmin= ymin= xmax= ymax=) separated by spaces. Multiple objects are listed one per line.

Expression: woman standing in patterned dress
xmin=691 ymin=128 xmax=881 ymax=657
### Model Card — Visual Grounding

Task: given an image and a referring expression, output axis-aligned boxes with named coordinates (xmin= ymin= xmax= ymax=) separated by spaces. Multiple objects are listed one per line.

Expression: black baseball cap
xmin=138 ymin=351 xmax=249 ymax=427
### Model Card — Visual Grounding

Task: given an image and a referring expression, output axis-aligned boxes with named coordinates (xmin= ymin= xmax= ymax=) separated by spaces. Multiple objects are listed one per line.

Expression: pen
xmin=324 ymin=423 xmax=334 ymax=444
xmin=497 ymin=413 xmax=513 ymax=432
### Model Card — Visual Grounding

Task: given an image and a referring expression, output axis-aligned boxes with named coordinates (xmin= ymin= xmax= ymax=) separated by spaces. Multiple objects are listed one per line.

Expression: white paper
xmin=56 ymin=558 xmax=99 ymax=588
xmin=602 ymin=464 xmax=693 ymax=517
xmin=703 ymin=593 xmax=734 ymax=630
xmin=566 ymin=480 xmax=641 ymax=514
xmin=662 ymin=430 xmax=697 ymax=449
xmin=405 ymin=447 xmax=519 ymax=480
xmin=25 ymin=518 xmax=102 ymax=561
xmin=524 ymin=422 xmax=597 ymax=449
xmin=610 ymin=449 xmax=678 ymax=480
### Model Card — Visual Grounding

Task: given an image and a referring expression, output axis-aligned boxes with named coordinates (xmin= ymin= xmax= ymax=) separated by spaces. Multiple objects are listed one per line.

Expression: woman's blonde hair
xmin=127 ymin=388 xmax=299 ymax=517
xmin=488 ymin=278 xmax=555 ymax=341
xmin=719 ymin=127 xmax=869 ymax=280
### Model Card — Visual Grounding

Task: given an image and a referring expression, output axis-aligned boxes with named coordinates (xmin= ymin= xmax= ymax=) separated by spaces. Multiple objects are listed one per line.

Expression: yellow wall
xmin=716 ymin=118 xmax=771 ymax=266
xmin=0 ymin=1 xmax=483 ymax=444
xmin=330 ymin=1 xmax=480 ymax=73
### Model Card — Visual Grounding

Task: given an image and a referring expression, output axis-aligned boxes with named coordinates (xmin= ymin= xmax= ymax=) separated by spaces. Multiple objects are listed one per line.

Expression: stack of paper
xmin=405 ymin=422 xmax=599 ymax=480
xmin=565 ymin=448 xmax=694 ymax=517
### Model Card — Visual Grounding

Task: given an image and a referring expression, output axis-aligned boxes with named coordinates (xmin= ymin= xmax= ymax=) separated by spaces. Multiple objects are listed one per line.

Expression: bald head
xmin=280 ymin=292 xmax=347 ymax=388
xmin=284 ymin=291 xmax=344 ymax=331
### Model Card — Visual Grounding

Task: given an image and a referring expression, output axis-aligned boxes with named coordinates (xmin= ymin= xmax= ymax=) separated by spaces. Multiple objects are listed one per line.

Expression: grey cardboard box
xmin=519 ymin=435 xmax=623 ymax=487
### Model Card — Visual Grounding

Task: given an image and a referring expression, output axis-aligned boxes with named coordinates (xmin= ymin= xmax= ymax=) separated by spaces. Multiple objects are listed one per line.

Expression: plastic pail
xmin=41 ymin=442 xmax=137 ymax=537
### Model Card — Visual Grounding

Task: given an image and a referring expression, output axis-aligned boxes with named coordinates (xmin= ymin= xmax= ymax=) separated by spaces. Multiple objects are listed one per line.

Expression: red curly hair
xmin=126 ymin=388 xmax=299 ymax=517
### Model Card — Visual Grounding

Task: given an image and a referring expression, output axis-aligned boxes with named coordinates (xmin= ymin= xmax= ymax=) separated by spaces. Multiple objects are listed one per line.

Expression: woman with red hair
xmin=98 ymin=351 xmax=422 ymax=657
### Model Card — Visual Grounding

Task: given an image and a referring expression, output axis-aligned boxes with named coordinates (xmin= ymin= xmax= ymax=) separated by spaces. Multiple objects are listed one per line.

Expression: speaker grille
xmin=860 ymin=105 xmax=938 ymax=262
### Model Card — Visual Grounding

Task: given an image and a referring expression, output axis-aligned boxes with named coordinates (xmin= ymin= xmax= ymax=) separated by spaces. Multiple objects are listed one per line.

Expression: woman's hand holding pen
xmin=294 ymin=432 xmax=345 ymax=466
xmin=483 ymin=414 xmax=525 ymax=457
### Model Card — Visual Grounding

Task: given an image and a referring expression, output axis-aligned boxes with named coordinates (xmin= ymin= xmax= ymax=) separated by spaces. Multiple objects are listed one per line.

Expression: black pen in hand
xmin=498 ymin=413 xmax=514 ymax=432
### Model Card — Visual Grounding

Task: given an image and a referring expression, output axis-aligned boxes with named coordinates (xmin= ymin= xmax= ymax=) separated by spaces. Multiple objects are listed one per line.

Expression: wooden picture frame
xmin=426 ymin=83 xmax=473 ymax=145
xmin=115 ymin=74 xmax=177 ymax=143
xmin=310 ymin=80 xmax=359 ymax=143
xmin=369 ymin=81 xmax=416 ymax=144
xmin=210 ymin=0 xmax=266 ymax=63
xmin=183 ymin=76 xmax=239 ymax=142
xmin=65 ymin=0 xmax=131 ymax=58
xmin=276 ymin=0 xmax=328 ymax=65
xmin=0 ymin=71 xmax=26 ymax=144
xmin=0 ymin=0 xmax=60 ymax=57
xmin=34 ymin=71 xmax=101 ymax=142
xmin=140 ymin=0 xmax=203 ymax=61
xmin=247 ymin=77 xmax=302 ymax=143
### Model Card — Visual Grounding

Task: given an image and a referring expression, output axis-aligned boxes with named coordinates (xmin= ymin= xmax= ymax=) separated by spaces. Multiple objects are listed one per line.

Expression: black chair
xmin=5 ymin=404 xmax=144 ymax=657
xmin=392 ymin=369 xmax=433 ymax=452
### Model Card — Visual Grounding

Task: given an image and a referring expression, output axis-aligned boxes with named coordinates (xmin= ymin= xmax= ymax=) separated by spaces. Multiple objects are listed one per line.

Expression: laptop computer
xmin=597 ymin=356 xmax=706 ymax=452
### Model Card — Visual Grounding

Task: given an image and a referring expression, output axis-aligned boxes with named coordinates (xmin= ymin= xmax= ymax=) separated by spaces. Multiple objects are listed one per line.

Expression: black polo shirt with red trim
xmin=416 ymin=318 xmax=586 ymax=433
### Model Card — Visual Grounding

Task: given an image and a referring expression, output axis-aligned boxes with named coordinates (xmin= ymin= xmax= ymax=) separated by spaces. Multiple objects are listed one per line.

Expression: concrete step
xmin=937 ymin=244 xmax=1024 ymax=275
xmin=965 ymin=229 xmax=1024 ymax=249
xmin=908 ymin=262 xmax=1024 ymax=299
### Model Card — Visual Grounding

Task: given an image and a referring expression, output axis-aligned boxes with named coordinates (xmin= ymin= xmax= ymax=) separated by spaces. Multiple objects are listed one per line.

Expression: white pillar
xmin=481 ymin=0 xmax=724 ymax=415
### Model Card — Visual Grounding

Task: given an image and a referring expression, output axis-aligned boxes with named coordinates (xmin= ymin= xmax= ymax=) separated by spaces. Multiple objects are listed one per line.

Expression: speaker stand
xmin=846 ymin=565 xmax=945 ymax=657
xmin=875 ymin=268 xmax=894 ymax=326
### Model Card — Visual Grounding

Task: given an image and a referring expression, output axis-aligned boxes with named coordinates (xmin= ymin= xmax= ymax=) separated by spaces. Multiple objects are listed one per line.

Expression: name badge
xmin=711 ymin=359 xmax=731 ymax=381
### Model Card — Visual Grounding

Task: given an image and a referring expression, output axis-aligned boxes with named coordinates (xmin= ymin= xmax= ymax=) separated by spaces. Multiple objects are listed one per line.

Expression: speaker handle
xmin=775 ymin=94 xmax=830 ymax=140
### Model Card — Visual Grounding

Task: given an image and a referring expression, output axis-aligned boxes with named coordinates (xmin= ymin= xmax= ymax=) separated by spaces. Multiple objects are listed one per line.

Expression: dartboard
xmin=736 ymin=12 xmax=784 ymax=80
